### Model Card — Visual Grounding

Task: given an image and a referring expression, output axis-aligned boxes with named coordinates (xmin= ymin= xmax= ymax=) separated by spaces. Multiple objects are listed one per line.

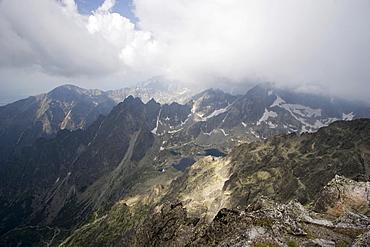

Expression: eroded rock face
xmin=314 ymin=175 xmax=370 ymax=217
xmin=60 ymin=178 xmax=370 ymax=247
xmin=136 ymin=201 xmax=200 ymax=247
xmin=352 ymin=230 xmax=370 ymax=247
xmin=133 ymin=178 xmax=370 ymax=246
xmin=134 ymin=196 xmax=370 ymax=247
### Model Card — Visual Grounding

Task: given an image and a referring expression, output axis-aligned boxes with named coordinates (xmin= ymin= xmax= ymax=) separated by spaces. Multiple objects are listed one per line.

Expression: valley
xmin=0 ymin=81 xmax=369 ymax=246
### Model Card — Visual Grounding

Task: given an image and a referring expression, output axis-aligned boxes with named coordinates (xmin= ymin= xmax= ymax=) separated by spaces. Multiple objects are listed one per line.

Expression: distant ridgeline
xmin=0 ymin=81 xmax=369 ymax=246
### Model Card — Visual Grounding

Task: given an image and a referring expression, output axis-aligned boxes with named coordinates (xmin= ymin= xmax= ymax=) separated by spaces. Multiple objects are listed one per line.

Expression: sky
xmin=0 ymin=0 xmax=369 ymax=105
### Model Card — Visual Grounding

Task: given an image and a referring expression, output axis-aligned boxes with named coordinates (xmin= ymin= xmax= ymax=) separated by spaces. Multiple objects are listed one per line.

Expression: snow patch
xmin=151 ymin=109 xmax=162 ymax=135
xmin=270 ymin=95 xmax=341 ymax=133
xmin=200 ymin=104 xmax=230 ymax=121
xmin=194 ymin=104 xmax=230 ymax=122
xmin=271 ymin=95 xmax=285 ymax=107
xmin=179 ymin=89 xmax=190 ymax=95
xmin=180 ymin=115 xmax=191 ymax=126
xmin=191 ymin=104 xmax=198 ymax=114
xmin=271 ymin=94 xmax=321 ymax=118
xmin=249 ymin=128 xmax=259 ymax=138
xmin=284 ymin=104 xmax=321 ymax=118
xmin=342 ymin=112 xmax=355 ymax=120
xmin=268 ymin=121 xmax=278 ymax=128
xmin=168 ymin=128 xmax=183 ymax=134
xmin=220 ymin=129 xmax=229 ymax=136
xmin=203 ymin=128 xmax=229 ymax=136
xmin=257 ymin=108 xmax=278 ymax=126
xmin=203 ymin=129 xmax=216 ymax=136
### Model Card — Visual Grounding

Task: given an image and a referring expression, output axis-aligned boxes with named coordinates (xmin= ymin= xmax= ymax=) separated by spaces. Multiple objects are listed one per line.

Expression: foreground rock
xmin=61 ymin=177 xmax=370 ymax=246
xmin=314 ymin=175 xmax=370 ymax=217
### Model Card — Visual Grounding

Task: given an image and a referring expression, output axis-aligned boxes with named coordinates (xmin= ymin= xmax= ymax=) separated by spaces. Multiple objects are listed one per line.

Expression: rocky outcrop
xmin=89 ymin=195 xmax=370 ymax=247
xmin=191 ymin=196 xmax=369 ymax=246
xmin=314 ymin=175 xmax=370 ymax=217
xmin=352 ymin=230 xmax=370 ymax=247
xmin=136 ymin=194 xmax=370 ymax=246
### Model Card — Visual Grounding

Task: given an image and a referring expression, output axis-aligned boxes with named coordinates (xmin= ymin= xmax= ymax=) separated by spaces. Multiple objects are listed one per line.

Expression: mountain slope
xmin=0 ymin=84 xmax=117 ymax=160
xmin=59 ymin=119 xmax=370 ymax=247
xmin=0 ymin=96 xmax=162 ymax=244
xmin=153 ymin=84 xmax=370 ymax=165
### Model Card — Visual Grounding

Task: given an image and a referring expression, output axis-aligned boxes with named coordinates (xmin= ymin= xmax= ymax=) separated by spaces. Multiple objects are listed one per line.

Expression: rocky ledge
xmin=134 ymin=175 xmax=370 ymax=246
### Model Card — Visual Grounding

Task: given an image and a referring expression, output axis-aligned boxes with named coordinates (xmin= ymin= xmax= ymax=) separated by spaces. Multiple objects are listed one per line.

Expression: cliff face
xmin=59 ymin=119 xmax=370 ymax=247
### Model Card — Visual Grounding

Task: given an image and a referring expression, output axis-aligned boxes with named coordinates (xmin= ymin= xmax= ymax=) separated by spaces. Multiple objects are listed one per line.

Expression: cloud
xmin=0 ymin=0 xmax=156 ymax=79
xmin=133 ymin=0 xmax=370 ymax=99
xmin=97 ymin=0 xmax=115 ymax=12
xmin=0 ymin=0 xmax=119 ymax=76
xmin=0 ymin=0 xmax=369 ymax=101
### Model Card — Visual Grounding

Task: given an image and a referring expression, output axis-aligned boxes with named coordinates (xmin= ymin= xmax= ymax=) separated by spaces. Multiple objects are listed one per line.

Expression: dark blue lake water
xmin=199 ymin=149 xmax=227 ymax=157
xmin=172 ymin=158 xmax=196 ymax=170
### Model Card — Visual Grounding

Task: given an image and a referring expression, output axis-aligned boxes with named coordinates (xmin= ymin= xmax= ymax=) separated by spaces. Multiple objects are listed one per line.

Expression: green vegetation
xmin=254 ymin=242 xmax=280 ymax=247
xmin=287 ymin=240 xmax=298 ymax=247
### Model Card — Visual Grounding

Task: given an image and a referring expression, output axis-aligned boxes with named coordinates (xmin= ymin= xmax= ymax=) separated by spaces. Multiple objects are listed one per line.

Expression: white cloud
xmin=133 ymin=0 xmax=370 ymax=100
xmin=97 ymin=0 xmax=115 ymax=12
xmin=0 ymin=0 xmax=157 ymax=79
xmin=0 ymin=0 xmax=369 ymax=102
xmin=0 ymin=0 xmax=120 ymax=76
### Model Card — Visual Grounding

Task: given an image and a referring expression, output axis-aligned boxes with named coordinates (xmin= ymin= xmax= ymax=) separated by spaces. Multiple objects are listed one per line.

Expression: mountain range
xmin=0 ymin=79 xmax=369 ymax=246
xmin=0 ymin=76 xmax=197 ymax=161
